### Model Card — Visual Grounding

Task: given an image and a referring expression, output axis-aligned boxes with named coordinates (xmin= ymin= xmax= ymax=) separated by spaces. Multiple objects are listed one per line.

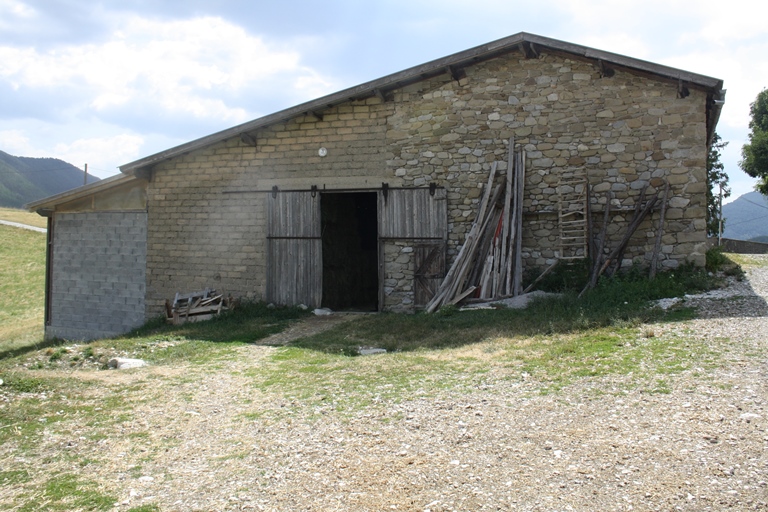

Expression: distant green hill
xmin=0 ymin=150 xmax=99 ymax=208
xmin=721 ymin=191 xmax=768 ymax=241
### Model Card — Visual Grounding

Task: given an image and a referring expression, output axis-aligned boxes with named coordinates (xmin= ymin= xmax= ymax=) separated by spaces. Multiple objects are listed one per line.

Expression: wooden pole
xmin=512 ymin=150 xmax=525 ymax=295
xmin=504 ymin=137 xmax=515 ymax=295
xmin=580 ymin=192 xmax=612 ymax=297
xmin=649 ymin=181 xmax=670 ymax=280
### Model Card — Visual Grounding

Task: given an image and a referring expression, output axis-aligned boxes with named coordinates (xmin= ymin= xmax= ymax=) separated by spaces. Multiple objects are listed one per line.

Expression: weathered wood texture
xmin=378 ymin=188 xmax=447 ymax=239
xmin=414 ymin=242 xmax=447 ymax=306
xmin=266 ymin=192 xmax=322 ymax=308
xmin=379 ymin=188 xmax=448 ymax=310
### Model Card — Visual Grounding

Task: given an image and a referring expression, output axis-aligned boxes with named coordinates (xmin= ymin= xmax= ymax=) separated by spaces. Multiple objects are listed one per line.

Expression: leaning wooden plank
xmin=446 ymin=183 xmax=503 ymax=304
xmin=449 ymin=286 xmax=477 ymax=306
xmin=523 ymin=259 xmax=560 ymax=294
xmin=500 ymin=137 xmax=515 ymax=296
xmin=583 ymin=191 xmax=612 ymax=295
xmin=649 ymin=181 xmax=670 ymax=280
xmin=467 ymin=203 xmax=502 ymax=289
xmin=512 ymin=150 xmax=526 ymax=295
xmin=426 ymin=169 xmax=500 ymax=312
xmin=585 ymin=182 xmax=594 ymax=262
xmin=426 ymin=163 xmax=499 ymax=312
xmin=185 ymin=305 xmax=224 ymax=316
xmin=600 ymin=192 xmax=659 ymax=280
xmin=608 ymin=185 xmax=649 ymax=278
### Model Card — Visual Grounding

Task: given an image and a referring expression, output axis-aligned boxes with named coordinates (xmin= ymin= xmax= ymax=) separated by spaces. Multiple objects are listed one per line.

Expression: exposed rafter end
xmin=444 ymin=65 xmax=466 ymax=82
xmin=240 ymin=132 xmax=257 ymax=148
xmin=518 ymin=41 xmax=539 ymax=59
xmin=597 ymin=59 xmax=615 ymax=78
xmin=135 ymin=167 xmax=153 ymax=182
xmin=373 ymin=88 xmax=389 ymax=102
xmin=678 ymin=79 xmax=690 ymax=99
xmin=305 ymin=110 xmax=324 ymax=121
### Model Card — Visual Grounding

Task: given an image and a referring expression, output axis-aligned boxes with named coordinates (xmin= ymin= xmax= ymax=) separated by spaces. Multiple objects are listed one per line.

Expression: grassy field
xmin=0 ymin=207 xmax=48 ymax=229
xmin=0 ymin=225 xmax=46 ymax=353
xmin=0 ymin=248 xmax=755 ymax=510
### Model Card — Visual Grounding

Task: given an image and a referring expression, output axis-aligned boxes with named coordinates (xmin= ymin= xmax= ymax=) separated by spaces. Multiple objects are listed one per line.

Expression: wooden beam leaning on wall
xmin=425 ymin=138 xmax=528 ymax=312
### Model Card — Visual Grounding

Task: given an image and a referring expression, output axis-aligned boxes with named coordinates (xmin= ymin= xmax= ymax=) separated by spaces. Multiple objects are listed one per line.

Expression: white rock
xmin=108 ymin=358 xmax=148 ymax=370
xmin=358 ymin=347 xmax=387 ymax=356
xmin=313 ymin=308 xmax=333 ymax=316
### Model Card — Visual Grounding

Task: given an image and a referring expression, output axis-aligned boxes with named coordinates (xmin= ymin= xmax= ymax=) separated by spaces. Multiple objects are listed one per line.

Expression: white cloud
xmin=0 ymin=129 xmax=34 ymax=155
xmin=0 ymin=15 xmax=336 ymax=129
xmin=52 ymin=135 xmax=144 ymax=175
xmin=0 ymin=0 xmax=34 ymax=18
xmin=0 ymin=128 xmax=144 ymax=178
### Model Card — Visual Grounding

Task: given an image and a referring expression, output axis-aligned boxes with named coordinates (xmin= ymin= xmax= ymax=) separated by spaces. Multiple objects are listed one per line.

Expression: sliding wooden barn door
xmin=378 ymin=187 xmax=447 ymax=309
xmin=266 ymin=191 xmax=322 ymax=308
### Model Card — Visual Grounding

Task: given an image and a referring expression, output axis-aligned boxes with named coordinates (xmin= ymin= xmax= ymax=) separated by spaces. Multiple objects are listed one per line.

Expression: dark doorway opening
xmin=321 ymin=192 xmax=378 ymax=311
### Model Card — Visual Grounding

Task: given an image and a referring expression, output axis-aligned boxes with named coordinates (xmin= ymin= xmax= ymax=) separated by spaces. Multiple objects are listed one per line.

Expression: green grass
xmin=16 ymin=473 xmax=115 ymax=512
xmin=0 ymin=256 xmax=752 ymax=508
xmin=0 ymin=225 xmax=46 ymax=354
xmin=0 ymin=206 xmax=48 ymax=229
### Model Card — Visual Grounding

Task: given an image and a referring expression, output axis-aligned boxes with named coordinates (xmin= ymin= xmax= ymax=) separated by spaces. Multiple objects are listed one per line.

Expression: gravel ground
xmin=3 ymin=258 xmax=768 ymax=511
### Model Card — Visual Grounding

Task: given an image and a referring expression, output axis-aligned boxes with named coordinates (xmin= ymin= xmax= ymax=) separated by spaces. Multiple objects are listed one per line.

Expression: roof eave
xmin=119 ymin=32 xmax=725 ymax=174
xmin=25 ymin=174 xmax=139 ymax=214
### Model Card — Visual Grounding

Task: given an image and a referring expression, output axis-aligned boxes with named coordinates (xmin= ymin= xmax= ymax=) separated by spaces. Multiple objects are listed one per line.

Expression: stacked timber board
xmin=426 ymin=138 xmax=526 ymax=312
xmin=165 ymin=288 xmax=232 ymax=325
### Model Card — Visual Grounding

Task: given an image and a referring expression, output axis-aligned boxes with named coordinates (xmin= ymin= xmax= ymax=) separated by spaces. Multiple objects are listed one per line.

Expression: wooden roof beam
xmin=518 ymin=41 xmax=538 ymax=59
xmin=373 ymin=88 xmax=388 ymax=102
xmin=597 ymin=59 xmax=615 ymax=78
xmin=445 ymin=65 xmax=466 ymax=82
xmin=305 ymin=111 xmax=324 ymax=121
xmin=240 ymin=132 xmax=257 ymax=147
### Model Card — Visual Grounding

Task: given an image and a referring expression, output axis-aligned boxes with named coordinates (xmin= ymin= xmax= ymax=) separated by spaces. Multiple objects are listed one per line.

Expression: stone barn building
xmin=28 ymin=32 xmax=725 ymax=340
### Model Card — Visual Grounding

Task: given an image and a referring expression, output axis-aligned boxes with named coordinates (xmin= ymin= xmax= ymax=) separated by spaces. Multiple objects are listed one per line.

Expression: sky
xmin=0 ymin=0 xmax=765 ymax=202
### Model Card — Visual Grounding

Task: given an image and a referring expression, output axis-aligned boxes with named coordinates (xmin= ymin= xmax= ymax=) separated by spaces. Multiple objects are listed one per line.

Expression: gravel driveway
xmin=3 ymin=258 xmax=767 ymax=511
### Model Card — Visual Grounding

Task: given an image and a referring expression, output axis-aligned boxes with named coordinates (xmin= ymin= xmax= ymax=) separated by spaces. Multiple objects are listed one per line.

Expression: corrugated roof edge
xmin=119 ymin=31 xmax=725 ymax=175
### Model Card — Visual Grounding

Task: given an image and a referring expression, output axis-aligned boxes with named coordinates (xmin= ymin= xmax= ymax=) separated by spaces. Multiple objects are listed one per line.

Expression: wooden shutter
xmin=378 ymin=188 xmax=447 ymax=307
xmin=266 ymin=191 xmax=322 ymax=308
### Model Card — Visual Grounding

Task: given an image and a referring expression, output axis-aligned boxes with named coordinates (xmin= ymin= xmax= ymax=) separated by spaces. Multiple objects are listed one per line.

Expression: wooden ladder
xmin=557 ymin=171 xmax=588 ymax=260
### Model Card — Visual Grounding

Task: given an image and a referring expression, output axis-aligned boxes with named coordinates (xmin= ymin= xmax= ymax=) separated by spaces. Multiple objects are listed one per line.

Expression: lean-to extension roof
xmin=25 ymin=173 xmax=140 ymax=214
xmin=120 ymin=32 xmax=725 ymax=176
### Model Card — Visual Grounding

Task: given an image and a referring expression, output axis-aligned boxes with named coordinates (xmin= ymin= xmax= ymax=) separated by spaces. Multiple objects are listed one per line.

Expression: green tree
xmin=740 ymin=88 xmax=768 ymax=195
xmin=707 ymin=132 xmax=729 ymax=237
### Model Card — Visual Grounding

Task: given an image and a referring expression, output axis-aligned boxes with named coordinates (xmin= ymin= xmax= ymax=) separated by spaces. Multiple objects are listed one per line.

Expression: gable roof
xmin=120 ymin=32 xmax=725 ymax=176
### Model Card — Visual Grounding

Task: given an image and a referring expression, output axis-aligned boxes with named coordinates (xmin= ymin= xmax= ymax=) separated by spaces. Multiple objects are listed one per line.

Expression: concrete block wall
xmin=145 ymin=100 xmax=396 ymax=316
xmin=145 ymin=49 xmax=710 ymax=315
xmin=48 ymin=211 xmax=147 ymax=340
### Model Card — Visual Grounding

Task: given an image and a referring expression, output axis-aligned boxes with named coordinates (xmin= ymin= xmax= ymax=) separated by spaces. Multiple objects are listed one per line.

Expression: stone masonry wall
xmin=385 ymin=51 xmax=708 ymax=273
xmin=145 ymin=49 xmax=710 ymax=315
xmin=48 ymin=211 xmax=146 ymax=340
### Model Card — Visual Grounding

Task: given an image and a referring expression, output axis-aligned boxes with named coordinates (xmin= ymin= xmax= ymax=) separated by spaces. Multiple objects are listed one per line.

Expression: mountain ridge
xmin=722 ymin=191 xmax=768 ymax=241
xmin=0 ymin=150 xmax=99 ymax=208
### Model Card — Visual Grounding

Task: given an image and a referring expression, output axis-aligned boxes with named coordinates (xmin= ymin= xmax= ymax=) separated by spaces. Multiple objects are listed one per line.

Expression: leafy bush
xmin=705 ymin=245 xmax=729 ymax=272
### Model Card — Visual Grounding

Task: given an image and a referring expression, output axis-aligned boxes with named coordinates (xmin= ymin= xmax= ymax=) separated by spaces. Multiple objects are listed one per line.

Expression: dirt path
xmin=0 ymin=219 xmax=46 ymax=233
xmin=258 ymin=311 xmax=360 ymax=346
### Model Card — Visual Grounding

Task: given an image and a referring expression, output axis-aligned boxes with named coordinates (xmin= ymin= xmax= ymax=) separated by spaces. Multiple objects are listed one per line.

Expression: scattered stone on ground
xmin=107 ymin=357 xmax=148 ymax=370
